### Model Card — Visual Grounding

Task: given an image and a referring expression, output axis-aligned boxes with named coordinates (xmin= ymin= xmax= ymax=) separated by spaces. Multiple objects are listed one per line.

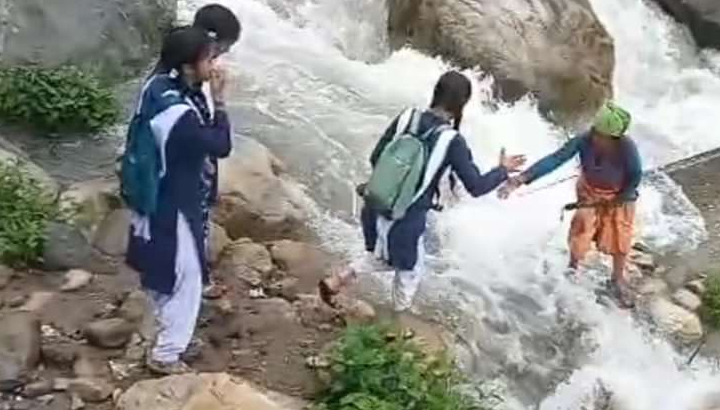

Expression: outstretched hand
xmin=498 ymin=148 xmax=526 ymax=173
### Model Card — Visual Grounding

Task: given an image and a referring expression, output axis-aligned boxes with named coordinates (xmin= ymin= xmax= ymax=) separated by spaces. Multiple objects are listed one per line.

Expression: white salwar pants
xmin=146 ymin=213 xmax=203 ymax=363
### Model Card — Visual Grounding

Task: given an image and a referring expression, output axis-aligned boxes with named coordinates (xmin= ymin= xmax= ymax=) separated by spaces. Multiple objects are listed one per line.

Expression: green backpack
xmin=365 ymin=109 xmax=443 ymax=220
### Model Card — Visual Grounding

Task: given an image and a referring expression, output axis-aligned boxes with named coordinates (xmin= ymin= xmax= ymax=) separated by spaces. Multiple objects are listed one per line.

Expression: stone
xmin=386 ymin=0 xmax=614 ymax=125
xmin=650 ymin=0 xmax=720 ymax=50
xmin=41 ymin=343 xmax=78 ymax=367
xmin=116 ymin=373 xmax=307 ymax=410
xmin=294 ymin=294 xmax=342 ymax=329
xmin=336 ymin=296 xmax=376 ymax=325
xmin=245 ymin=298 xmax=299 ymax=335
xmin=208 ymin=222 xmax=231 ymax=266
xmin=673 ymin=289 xmax=702 ymax=312
xmin=84 ymin=318 xmax=136 ymax=349
xmin=71 ymin=394 xmax=85 ymax=410
xmin=0 ymin=313 xmax=41 ymax=391
xmin=214 ymin=138 xmax=311 ymax=242
xmin=637 ymin=278 xmax=669 ymax=296
xmin=629 ymin=250 xmax=656 ymax=272
xmin=268 ymin=240 xmax=334 ymax=292
xmin=0 ymin=147 xmax=59 ymax=198
xmin=60 ymin=270 xmax=93 ymax=292
xmin=648 ymin=297 xmax=703 ymax=343
xmin=22 ymin=380 xmax=54 ymax=398
xmin=59 ymin=178 xmax=121 ymax=239
xmin=216 ymin=241 xmax=274 ymax=288
xmin=266 ymin=277 xmax=300 ymax=302
xmin=0 ymin=0 xmax=177 ymax=80
xmin=687 ymin=280 xmax=706 ymax=296
xmin=18 ymin=292 xmax=54 ymax=313
xmin=42 ymin=223 xmax=93 ymax=271
xmin=117 ymin=290 xmax=150 ymax=324
xmin=92 ymin=209 xmax=131 ymax=257
xmin=6 ymin=295 xmax=26 ymax=309
xmin=68 ymin=378 xmax=114 ymax=403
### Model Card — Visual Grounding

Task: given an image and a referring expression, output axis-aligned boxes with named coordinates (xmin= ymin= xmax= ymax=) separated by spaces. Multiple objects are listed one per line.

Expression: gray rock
xmin=42 ymin=223 xmax=93 ymax=271
xmin=60 ymin=269 xmax=93 ymax=292
xmin=0 ymin=0 xmax=177 ymax=80
xmin=672 ymin=288 xmax=702 ymax=312
xmin=650 ymin=0 xmax=720 ymax=49
xmin=84 ymin=318 xmax=135 ymax=349
xmin=68 ymin=378 xmax=113 ymax=403
xmin=22 ymin=379 xmax=54 ymax=398
xmin=0 ymin=313 xmax=41 ymax=391
xmin=386 ymin=0 xmax=614 ymax=125
xmin=92 ymin=209 xmax=131 ymax=257
xmin=216 ymin=240 xmax=274 ymax=288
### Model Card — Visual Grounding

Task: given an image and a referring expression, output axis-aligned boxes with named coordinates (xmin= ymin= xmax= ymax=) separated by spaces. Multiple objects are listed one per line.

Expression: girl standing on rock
xmin=320 ymin=71 xmax=525 ymax=312
xmin=125 ymin=26 xmax=232 ymax=375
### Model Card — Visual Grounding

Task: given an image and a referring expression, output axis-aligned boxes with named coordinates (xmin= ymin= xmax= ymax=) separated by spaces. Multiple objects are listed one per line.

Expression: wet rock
xmin=266 ymin=277 xmax=300 ymax=302
xmin=68 ymin=378 xmax=113 ymax=403
xmin=92 ymin=209 xmax=131 ymax=257
xmin=60 ymin=270 xmax=93 ymax=292
xmin=116 ymin=373 xmax=307 ymax=410
xmin=673 ymin=289 xmax=702 ymax=312
xmin=214 ymin=138 xmax=311 ymax=242
xmin=59 ymin=178 xmax=121 ymax=239
xmin=268 ymin=240 xmax=334 ymax=291
xmin=648 ymin=297 xmax=703 ymax=343
xmin=687 ymin=280 xmax=706 ymax=296
xmin=18 ymin=292 xmax=54 ymax=313
xmin=84 ymin=318 xmax=135 ymax=349
xmin=216 ymin=240 xmax=274 ymax=288
xmin=637 ymin=278 xmax=669 ymax=296
xmin=42 ymin=343 xmax=78 ymax=367
xmin=0 ymin=313 xmax=41 ymax=391
xmin=208 ymin=222 xmax=230 ymax=266
xmin=386 ymin=0 xmax=614 ymax=125
xmin=629 ymin=250 xmax=656 ymax=273
xmin=22 ymin=380 xmax=54 ymax=398
xmin=650 ymin=0 xmax=720 ymax=50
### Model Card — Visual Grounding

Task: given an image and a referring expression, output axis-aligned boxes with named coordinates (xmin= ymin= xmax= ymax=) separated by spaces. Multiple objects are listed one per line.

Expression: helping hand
xmin=497 ymin=175 xmax=525 ymax=200
xmin=498 ymin=148 xmax=526 ymax=173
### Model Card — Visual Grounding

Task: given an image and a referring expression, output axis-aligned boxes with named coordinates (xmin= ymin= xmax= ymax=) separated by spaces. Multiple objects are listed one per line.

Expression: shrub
xmin=312 ymin=324 xmax=499 ymax=410
xmin=0 ymin=159 xmax=63 ymax=267
xmin=0 ymin=65 xmax=118 ymax=133
xmin=700 ymin=275 xmax=720 ymax=330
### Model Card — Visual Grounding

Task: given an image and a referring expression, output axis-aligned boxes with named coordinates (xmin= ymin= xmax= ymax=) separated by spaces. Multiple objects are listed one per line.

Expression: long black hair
xmin=193 ymin=4 xmax=242 ymax=45
xmin=429 ymin=70 xmax=472 ymax=131
xmin=154 ymin=26 xmax=214 ymax=76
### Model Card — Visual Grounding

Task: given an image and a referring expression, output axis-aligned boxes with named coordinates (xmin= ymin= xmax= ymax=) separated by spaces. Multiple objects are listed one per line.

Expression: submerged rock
xmin=648 ymin=297 xmax=703 ymax=343
xmin=116 ymin=373 xmax=307 ymax=410
xmin=386 ymin=0 xmax=614 ymax=125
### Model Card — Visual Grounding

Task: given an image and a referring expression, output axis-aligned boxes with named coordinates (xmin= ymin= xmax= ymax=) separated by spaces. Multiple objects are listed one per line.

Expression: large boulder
xmin=0 ymin=0 xmax=177 ymax=80
xmin=116 ymin=373 xmax=307 ymax=410
xmin=0 ymin=141 xmax=59 ymax=198
xmin=214 ymin=138 xmax=311 ymax=242
xmin=650 ymin=0 xmax=720 ymax=50
xmin=59 ymin=178 xmax=122 ymax=239
xmin=648 ymin=297 xmax=703 ymax=344
xmin=386 ymin=0 xmax=615 ymax=125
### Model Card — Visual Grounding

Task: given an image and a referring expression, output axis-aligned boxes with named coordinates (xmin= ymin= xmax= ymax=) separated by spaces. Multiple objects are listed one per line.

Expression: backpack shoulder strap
xmin=394 ymin=108 xmax=419 ymax=137
xmin=411 ymin=126 xmax=457 ymax=204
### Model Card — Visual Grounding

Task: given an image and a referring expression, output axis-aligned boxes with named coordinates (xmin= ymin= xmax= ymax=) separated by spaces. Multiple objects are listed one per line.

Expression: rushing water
xmin=175 ymin=0 xmax=720 ymax=408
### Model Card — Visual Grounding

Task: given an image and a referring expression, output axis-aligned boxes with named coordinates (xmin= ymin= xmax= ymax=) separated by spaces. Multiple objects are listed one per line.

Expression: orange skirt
xmin=568 ymin=176 xmax=635 ymax=259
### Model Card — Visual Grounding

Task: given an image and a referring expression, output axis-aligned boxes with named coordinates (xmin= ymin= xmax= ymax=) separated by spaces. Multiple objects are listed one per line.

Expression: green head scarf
xmin=593 ymin=101 xmax=631 ymax=138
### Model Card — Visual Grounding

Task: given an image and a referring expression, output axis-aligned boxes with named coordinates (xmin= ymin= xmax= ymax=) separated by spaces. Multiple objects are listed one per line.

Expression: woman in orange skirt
xmin=500 ymin=102 xmax=641 ymax=308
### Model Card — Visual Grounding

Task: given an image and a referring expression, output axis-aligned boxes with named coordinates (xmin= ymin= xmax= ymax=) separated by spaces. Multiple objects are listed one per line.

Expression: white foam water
xmin=179 ymin=0 xmax=720 ymax=407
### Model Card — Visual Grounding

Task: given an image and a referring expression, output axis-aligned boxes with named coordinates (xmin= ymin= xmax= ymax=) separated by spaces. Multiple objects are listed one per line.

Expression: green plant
xmin=0 ymin=158 xmax=63 ymax=267
xmin=0 ymin=65 xmax=118 ymax=133
xmin=313 ymin=324 xmax=499 ymax=410
xmin=700 ymin=275 xmax=720 ymax=330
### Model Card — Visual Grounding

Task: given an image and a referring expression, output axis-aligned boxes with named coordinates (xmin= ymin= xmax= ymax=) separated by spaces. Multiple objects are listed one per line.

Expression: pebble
xmin=60 ymin=269 xmax=93 ymax=292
